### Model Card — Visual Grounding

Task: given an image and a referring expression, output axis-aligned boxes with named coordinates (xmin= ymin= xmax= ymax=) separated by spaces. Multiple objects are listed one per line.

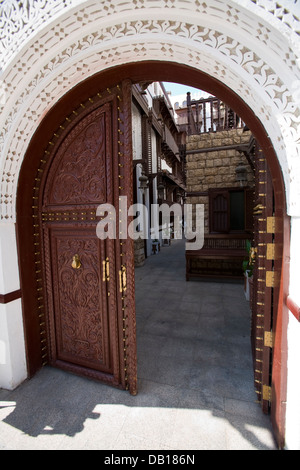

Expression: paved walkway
xmin=0 ymin=240 xmax=277 ymax=450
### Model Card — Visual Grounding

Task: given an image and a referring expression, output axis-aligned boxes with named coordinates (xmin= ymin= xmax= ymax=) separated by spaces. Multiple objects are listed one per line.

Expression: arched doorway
xmin=16 ymin=61 xmax=289 ymax=447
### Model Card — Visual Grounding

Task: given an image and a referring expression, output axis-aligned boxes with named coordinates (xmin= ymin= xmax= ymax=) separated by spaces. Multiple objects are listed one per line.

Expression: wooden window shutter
xmin=245 ymin=188 xmax=254 ymax=231
xmin=142 ymin=115 xmax=152 ymax=176
xmin=209 ymin=189 xmax=229 ymax=233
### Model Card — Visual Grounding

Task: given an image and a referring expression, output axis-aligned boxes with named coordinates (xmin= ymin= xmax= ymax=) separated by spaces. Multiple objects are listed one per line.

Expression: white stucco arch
xmin=1 ymin=0 xmax=300 ymax=449
xmin=0 ymin=0 xmax=299 ymax=221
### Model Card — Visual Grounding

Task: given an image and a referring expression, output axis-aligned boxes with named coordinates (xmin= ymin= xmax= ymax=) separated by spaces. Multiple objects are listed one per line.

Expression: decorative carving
xmin=0 ymin=0 xmax=299 ymax=70
xmin=53 ymin=235 xmax=105 ymax=365
xmin=0 ymin=0 xmax=75 ymax=69
xmin=45 ymin=108 xmax=108 ymax=206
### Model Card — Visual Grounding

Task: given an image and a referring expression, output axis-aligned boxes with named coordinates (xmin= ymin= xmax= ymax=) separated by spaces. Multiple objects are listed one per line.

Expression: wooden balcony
xmin=177 ymin=94 xmax=245 ymax=135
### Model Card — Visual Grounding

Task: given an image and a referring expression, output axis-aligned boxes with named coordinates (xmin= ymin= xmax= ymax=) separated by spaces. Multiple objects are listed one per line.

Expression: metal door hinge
xmin=267 ymin=216 xmax=276 ymax=233
xmin=266 ymin=243 xmax=275 ymax=260
xmin=119 ymin=265 xmax=127 ymax=293
xmin=102 ymin=258 xmax=110 ymax=282
xmin=263 ymin=385 xmax=272 ymax=402
xmin=266 ymin=270 xmax=280 ymax=288
xmin=264 ymin=331 xmax=273 ymax=348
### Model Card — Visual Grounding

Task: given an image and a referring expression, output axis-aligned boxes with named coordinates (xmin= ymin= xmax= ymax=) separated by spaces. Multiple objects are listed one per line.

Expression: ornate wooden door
xmin=38 ymin=82 xmax=137 ymax=394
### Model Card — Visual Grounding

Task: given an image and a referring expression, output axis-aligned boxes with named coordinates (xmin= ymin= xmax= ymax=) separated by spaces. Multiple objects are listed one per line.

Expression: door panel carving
xmin=45 ymin=104 xmax=110 ymax=207
xmin=50 ymin=229 xmax=110 ymax=370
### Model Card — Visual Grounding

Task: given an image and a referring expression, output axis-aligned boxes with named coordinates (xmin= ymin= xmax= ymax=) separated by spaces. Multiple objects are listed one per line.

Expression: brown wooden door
xmin=39 ymin=82 xmax=137 ymax=394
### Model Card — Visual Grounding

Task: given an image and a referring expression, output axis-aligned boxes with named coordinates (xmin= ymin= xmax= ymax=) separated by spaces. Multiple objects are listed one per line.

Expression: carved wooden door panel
xmin=47 ymin=229 xmax=112 ymax=376
xmin=39 ymin=82 xmax=137 ymax=393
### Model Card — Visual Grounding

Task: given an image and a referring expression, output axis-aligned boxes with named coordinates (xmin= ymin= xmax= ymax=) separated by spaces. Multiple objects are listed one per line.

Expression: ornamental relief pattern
xmin=45 ymin=109 xmax=108 ymax=206
xmin=0 ymin=1 xmax=299 ymax=219
xmin=0 ymin=0 xmax=299 ymax=70
xmin=54 ymin=236 xmax=105 ymax=364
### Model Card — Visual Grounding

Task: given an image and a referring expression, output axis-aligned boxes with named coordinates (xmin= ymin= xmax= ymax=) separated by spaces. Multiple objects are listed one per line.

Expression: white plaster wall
xmin=0 ymin=223 xmax=27 ymax=389
xmin=132 ymin=102 xmax=143 ymax=161
xmin=285 ymin=313 xmax=300 ymax=450
xmin=0 ymin=224 xmax=20 ymax=294
xmin=0 ymin=300 xmax=27 ymax=390
xmin=285 ymin=216 xmax=300 ymax=450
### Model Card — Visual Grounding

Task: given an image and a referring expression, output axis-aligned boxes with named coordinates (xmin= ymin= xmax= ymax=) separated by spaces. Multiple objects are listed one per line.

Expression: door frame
xmin=16 ymin=61 xmax=290 ymax=446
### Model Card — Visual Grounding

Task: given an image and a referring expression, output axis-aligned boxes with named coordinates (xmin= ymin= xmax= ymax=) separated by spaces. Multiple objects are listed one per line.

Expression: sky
xmin=163 ymin=82 xmax=201 ymax=96
xmin=162 ymin=82 xmax=210 ymax=107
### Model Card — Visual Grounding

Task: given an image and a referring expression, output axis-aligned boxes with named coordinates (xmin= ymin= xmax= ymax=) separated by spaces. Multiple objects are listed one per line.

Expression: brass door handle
xmin=119 ymin=265 xmax=127 ymax=293
xmin=71 ymin=254 xmax=81 ymax=269
xmin=103 ymin=258 xmax=110 ymax=282
xmin=253 ymin=204 xmax=263 ymax=215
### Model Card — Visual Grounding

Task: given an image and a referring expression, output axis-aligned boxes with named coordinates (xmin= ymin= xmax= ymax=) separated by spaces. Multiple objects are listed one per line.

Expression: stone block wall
xmin=186 ymin=128 xmax=254 ymax=234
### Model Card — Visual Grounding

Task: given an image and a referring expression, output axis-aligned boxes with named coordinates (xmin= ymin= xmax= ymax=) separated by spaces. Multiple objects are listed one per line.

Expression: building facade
xmin=0 ymin=0 xmax=299 ymax=450
xmin=132 ymin=82 xmax=186 ymax=265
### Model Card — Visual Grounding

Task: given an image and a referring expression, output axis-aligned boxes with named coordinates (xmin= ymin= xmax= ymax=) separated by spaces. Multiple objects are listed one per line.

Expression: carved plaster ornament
xmin=0 ymin=0 xmax=299 ymax=220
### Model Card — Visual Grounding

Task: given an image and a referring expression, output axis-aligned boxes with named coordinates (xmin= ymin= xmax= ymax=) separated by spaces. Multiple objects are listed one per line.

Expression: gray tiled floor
xmin=0 ymin=239 xmax=277 ymax=450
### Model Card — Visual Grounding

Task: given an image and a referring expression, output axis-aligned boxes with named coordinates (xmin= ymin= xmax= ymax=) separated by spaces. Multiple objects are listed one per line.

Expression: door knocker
xmin=71 ymin=254 xmax=82 ymax=269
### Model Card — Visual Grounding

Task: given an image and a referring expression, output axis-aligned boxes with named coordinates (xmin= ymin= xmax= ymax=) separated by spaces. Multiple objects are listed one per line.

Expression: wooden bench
xmin=186 ymin=234 xmax=249 ymax=281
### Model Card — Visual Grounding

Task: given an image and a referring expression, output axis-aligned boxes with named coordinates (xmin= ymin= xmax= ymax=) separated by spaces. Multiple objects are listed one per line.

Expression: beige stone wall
xmin=186 ymin=129 xmax=254 ymax=234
